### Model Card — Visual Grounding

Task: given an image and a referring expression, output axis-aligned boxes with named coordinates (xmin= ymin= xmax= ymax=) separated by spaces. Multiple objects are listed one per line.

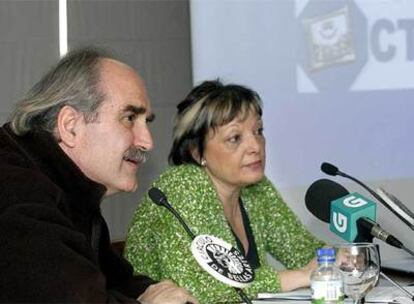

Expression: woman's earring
xmin=201 ymin=158 xmax=207 ymax=167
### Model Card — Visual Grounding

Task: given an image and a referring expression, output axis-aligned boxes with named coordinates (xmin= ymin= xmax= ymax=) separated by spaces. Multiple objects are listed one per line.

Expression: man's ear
xmin=56 ymin=105 xmax=82 ymax=148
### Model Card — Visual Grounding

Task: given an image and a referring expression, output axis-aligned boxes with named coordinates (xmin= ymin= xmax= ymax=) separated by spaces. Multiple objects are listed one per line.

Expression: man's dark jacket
xmin=0 ymin=123 xmax=155 ymax=303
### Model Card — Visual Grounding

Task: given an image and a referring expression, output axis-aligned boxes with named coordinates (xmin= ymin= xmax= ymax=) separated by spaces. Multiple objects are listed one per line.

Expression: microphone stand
xmin=339 ymin=171 xmax=414 ymax=231
xmin=165 ymin=204 xmax=252 ymax=304
xmin=360 ymin=245 xmax=414 ymax=302
xmin=316 ymin=169 xmax=414 ymax=302
xmin=333 ymin=171 xmax=414 ymax=257
xmin=162 ymin=203 xmax=196 ymax=240
xmin=401 ymin=246 xmax=414 ymax=257
xmin=336 ymin=171 xmax=385 ymax=208
xmin=377 ymin=245 xmax=414 ymax=301
xmin=150 ymin=189 xmax=253 ymax=304
xmin=379 ymin=271 xmax=414 ymax=301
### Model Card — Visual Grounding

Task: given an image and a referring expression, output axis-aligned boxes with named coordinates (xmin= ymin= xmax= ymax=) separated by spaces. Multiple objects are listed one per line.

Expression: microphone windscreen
xmin=148 ymin=187 xmax=167 ymax=206
xmin=321 ymin=162 xmax=339 ymax=176
xmin=305 ymin=179 xmax=349 ymax=223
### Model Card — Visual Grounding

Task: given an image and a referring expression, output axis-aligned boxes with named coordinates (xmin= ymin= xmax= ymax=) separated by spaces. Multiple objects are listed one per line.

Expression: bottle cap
xmin=316 ymin=248 xmax=336 ymax=262
xmin=317 ymin=248 xmax=335 ymax=257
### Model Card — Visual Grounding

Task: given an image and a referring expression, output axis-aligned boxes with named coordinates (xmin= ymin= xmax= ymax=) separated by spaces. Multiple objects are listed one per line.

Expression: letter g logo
xmin=333 ymin=211 xmax=348 ymax=233
xmin=343 ymin=196 xmax=368 ymax=208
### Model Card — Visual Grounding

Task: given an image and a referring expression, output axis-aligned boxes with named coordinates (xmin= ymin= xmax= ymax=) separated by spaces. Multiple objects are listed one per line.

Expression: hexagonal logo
xmin=296 ymin=0 xmax=368 ymax=92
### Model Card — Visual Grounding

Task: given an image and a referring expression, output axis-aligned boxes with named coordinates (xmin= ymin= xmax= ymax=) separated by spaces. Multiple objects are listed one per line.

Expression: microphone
xmin=320 ymin=162 xmax=340 ymax=176
xmin=148 ymin=187 xmax=253 ymax=304
xmin=305 ymin=180 xmax=414 ymax=301
xmin=321 ymin=162 xmax=414 ymax=232
xmin=305 ymin=179 xmax=405 ymax=249
xmin=331 ymin=191 xmax=377 ymax=243
xmin=305 ymin=179 xmax=348 ymax=223
xmin=148 ymin=187 xmax=196 ymax=239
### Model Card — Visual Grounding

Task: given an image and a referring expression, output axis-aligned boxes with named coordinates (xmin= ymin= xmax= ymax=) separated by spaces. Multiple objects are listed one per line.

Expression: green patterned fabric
xmin=125 ymin=164 xmax=323 ymax=303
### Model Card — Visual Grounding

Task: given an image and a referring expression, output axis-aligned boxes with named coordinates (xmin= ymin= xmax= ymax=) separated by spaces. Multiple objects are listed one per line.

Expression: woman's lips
xmin=245 ymin=160 xmax=262 ymax=169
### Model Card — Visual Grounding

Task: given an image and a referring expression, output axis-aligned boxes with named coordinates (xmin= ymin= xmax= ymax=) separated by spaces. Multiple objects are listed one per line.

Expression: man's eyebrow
xmin=123 ymin=105 xmax=146 ymax=115
xmin=123 ymin=105 xmax=155 ymax=122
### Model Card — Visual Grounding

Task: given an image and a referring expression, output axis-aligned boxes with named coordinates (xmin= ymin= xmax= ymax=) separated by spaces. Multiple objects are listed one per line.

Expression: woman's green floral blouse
xmin=125 ymin=164 xmax=323 ymax=303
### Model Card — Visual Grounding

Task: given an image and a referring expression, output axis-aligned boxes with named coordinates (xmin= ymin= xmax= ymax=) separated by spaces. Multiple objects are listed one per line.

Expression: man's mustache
xmin=123 ymin=148 xmax=149 ymax=164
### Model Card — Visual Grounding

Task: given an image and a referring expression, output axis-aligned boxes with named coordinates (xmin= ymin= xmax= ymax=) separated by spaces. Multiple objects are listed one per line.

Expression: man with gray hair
xmin=0 ymin=47 xmax=198 ymax=304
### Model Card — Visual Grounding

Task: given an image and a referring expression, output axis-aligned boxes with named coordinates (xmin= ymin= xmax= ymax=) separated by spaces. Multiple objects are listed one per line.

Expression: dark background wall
xmin=0 ymin=1 xmax=59 ymax=123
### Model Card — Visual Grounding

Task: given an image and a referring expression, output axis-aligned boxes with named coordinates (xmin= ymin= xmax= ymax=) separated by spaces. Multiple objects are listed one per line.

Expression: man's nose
xmin=133 ymin=125 xmax=154 ymax=151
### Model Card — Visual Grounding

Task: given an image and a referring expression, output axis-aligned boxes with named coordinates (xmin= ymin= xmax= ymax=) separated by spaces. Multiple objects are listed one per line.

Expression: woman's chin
xmin=242 ymin=173 xmax=265 ymax=186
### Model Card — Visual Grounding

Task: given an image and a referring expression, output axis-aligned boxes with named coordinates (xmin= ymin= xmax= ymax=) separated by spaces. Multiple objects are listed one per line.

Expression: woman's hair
xmin=10 ymin=46 xmax=114 ymax=136
xmin=169 ymin=79 xmax=263 ymax=166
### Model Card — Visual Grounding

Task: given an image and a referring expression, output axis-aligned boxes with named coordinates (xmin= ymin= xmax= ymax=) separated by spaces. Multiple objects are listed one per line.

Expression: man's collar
xmin=3 ymin=123 xmax=106 ymax=212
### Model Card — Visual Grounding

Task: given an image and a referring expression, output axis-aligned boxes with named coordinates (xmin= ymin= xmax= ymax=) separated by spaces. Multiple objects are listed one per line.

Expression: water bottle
xmin=310 ymin=248 xmax=344 ymax=304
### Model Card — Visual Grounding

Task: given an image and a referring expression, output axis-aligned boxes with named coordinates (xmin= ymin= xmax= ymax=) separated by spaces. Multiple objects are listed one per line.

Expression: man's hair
xmin=169 ymin=79 xmax=263 ymax=166
xmin=10 ymin=46 xmax=114 ymax=136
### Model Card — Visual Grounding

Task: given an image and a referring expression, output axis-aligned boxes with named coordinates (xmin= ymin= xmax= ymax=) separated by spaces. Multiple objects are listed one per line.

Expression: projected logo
xmin=304 ymin=7 xmax=356 ymax=71
xmin=296 ymin=0 xmax=414 ymax=92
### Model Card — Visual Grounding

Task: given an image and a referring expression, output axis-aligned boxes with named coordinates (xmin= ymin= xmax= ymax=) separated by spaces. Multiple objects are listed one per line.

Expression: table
xmin=251 ymin=286 xmax=414 ymax=303
xmin=243 ymin=274 xmax=414 ymax=304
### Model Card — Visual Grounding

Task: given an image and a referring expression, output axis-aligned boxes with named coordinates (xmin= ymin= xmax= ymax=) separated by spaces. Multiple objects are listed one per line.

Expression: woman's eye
xmin=256 ymin=127 xmax=264 ymax=135
xmin=228 ymin=135 xmax=241 ymax=143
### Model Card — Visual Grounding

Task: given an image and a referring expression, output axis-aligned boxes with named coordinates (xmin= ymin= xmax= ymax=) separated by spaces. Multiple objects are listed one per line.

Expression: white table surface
xmin=251 ymin=286 xmax=414 ymax=304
